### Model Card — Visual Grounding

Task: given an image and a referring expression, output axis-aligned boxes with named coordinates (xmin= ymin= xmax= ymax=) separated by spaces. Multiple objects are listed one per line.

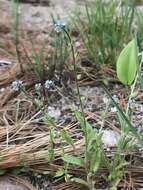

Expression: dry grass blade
xmin=53 ymin=181 xmax=86 ymax=190
xmin=0 ymin=68 xmax=143 ymax=189
xmin=0 ymin=107 xmax=143 ymax=189
xmin=7 ymin=174 xmax=38 ymax=190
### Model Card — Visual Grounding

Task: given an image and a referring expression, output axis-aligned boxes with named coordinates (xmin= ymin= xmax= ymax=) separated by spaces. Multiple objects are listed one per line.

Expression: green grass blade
xmin=102 ymin=85 xmax=143 ymax=145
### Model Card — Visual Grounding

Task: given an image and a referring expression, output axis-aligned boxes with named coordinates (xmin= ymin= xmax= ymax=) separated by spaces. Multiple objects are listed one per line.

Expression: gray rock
xmin=0 ymin=177 xmax=28 ymax=190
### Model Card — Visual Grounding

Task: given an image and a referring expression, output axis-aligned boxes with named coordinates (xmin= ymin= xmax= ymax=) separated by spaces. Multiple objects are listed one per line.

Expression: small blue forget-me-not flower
xmin=44 ymin=80 xmax=54 ymax=89
xmin=35 ymin=83 xmax=42 ymax=91
xmin=54 ymin=20 xmax=66 ymax=32
xmin=11 ymin=80 xmax=23 ymax=91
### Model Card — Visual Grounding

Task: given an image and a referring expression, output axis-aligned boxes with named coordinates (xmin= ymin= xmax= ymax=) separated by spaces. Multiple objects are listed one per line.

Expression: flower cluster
xmin=12 ymin=79 xmax=54 ymax=93
xmin=54 ymin=20 xmax=66 ymax=33
xmin=11 ymin=80 xmax=23 ymax=91
xmin=34 ymin=80 xmax=54 ymax=90
xmin=128 ymin=99 xmax=135 ymax=109
xmin=112 ymin=95 xmax=119 ymax=103
xmin=44 ymin=80 xmax=54 ymax=89
xmin=35 ymin=83 xmax=42 ymax=91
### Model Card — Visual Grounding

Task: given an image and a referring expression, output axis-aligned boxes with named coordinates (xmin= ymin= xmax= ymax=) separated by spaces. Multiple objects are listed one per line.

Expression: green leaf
xmin=77 ymin=74 xmax=82 ymax=80
xmin=103 ymin=85 xmax=143 ymax=145
xmin=0 ymin=169 xmax=7 ymax=175
xmin=90 ymin=132 xmax=102 ymax=173
xmin=62 ymin=154 xmax=84 ymax=167
xmin=107 ymin=187 xmax=117 ymax=190
xmin=61 ymin=129 xmax=75 ymax=149
xmin=55 ymin=168 xmax=65 ymax=177
xmin=86 ymin=122 xmax=95 ymax=149
xmin=11 ymin=167 xmax=22 ymax=175
xmin=50 ymin=128 xmax=55 ymax=144
xmin=74 ymin=111 xmax=86 ymax=130
xmin=90 ymin=149 xmax=102 ymax=172
xmin=47 ymin=148 xmax=54 ymax=162
xmin=71 ymin=177 xmax=88 ymax=187
xmin=117 ymin=39 xmax=137 ymax=85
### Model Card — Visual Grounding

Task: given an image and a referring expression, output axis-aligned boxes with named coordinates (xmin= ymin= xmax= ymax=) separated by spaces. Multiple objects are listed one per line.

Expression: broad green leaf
xmin=62 ymin=154 xmax=84 ymax=167
xmin=117 ymin=39 xmax=137 ymax=85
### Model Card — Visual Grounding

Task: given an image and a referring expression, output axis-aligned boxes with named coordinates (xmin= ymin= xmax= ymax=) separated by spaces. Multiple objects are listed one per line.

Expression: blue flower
xmin=11 ymin=80 xmax=23 ymax=91
xmin=55 ymin=20 xmax=66 ymax=29
xmin=112 ymin=95 xmax=119 ymax=103
xmin=35 ymin=83 xmax=42 ymax=91
xmin=44 ymin=80 xmax=54 ymax=89
xmin=54 ymin=20 xmax=66 ymax=32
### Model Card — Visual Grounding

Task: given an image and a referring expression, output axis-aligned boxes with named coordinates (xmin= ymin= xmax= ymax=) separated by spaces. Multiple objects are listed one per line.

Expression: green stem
xmin=125 ymin=74 xmax=137 ymax=116
xmin=135 ymin=35 xmax=143 ymax=91
xmin=62 ymin=28 xmax=88 ymax=172
xmin=12 ymin=0 xmax=23 ymax=72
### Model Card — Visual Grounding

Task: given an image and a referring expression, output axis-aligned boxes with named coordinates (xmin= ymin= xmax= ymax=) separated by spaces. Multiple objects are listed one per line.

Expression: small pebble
xmin=102 ymin=130 xmax=120 ymax=147
xmin=48 ymin=106 xmax=61 ymax=121
xmin=0 ymin=88 xmax=5 ymax=92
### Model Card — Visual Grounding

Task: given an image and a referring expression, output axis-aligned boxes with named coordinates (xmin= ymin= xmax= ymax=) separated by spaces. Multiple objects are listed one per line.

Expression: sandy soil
xmin=0 ymin=0 xmax=84 ymax=32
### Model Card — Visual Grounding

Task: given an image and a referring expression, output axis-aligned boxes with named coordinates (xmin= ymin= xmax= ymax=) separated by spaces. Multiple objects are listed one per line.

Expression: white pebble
xmin=102 ymin=130 xmax=120 ymax=147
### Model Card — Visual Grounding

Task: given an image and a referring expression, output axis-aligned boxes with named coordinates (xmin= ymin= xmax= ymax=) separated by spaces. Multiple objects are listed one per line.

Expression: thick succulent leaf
xmin=117 ymin=39 xmax=137 ymax=85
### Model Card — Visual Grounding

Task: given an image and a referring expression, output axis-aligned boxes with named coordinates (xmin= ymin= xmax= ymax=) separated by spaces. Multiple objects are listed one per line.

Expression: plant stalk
xmin=62 ymin=28 xmax=88 ymax=172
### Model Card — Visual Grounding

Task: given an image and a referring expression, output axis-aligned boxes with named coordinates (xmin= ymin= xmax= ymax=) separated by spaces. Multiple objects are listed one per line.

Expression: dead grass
xmin=0 ymin=27 xmax=143 ymax=190
xmin=0 ymin=95 xmax=143 ymax=189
